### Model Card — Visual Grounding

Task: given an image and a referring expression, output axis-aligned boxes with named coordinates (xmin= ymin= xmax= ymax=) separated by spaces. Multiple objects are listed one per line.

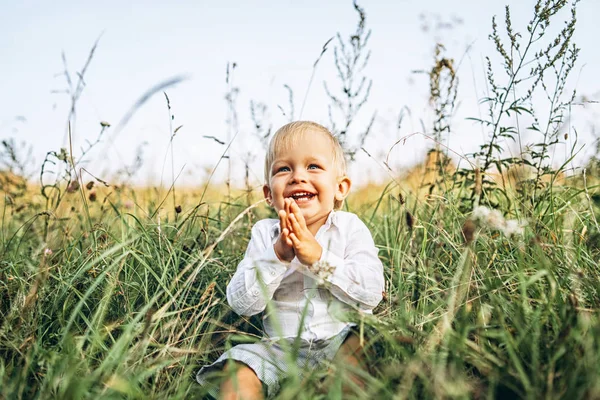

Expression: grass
xmin=1 ymin=175 xmax=599 ymax=399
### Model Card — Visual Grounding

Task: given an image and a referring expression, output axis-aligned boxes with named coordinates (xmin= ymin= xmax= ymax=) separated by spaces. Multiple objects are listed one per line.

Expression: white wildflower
xmin=309 ymin=261 xmax=336 ymax=285
xmin=471 ymin=206 xmax=490 ymax=221
xmin=473 ymin=206 xmax=505 ymax=231
xmin=504 ymin=219 xmax=526 ymax=237
xmin=43 ymin=248 xmax=53 ymax=257
xmin=471 ymin=206 xmax=526 ymax=237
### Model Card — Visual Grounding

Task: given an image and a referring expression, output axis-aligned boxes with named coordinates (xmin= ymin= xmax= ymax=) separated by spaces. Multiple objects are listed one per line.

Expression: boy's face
xmin=263 ymin=130 xmax=351 ymax=234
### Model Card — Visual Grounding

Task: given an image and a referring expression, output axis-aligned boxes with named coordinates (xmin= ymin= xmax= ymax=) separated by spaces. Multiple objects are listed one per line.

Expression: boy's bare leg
xmin=220 ymin=362 xmax=264 ymax=400
xmin=332 ymin=333 xmax=367 ymax=393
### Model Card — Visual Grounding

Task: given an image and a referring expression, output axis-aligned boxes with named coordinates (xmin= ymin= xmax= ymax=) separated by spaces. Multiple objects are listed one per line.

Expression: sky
xmin=1 ymin=0 xmax=599 ymax=189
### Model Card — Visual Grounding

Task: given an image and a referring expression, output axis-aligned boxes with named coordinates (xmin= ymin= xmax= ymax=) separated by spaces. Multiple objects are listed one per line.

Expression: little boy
xmin=197 ymin=121 xmax=384 ymax=399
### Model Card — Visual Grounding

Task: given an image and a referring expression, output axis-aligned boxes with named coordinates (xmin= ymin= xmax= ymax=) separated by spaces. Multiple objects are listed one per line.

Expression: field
xmin=2 ymin=1 xmax=600 ymax=399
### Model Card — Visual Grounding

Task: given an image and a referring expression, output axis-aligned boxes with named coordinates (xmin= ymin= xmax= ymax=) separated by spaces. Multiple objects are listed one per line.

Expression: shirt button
xmin=270 ymin=270 xmax=276 ymax=276
xmin=252 ymin=289 xmax=259 ymax=296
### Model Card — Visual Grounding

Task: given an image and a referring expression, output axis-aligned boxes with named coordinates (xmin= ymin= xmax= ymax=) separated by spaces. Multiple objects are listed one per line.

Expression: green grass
xmin=1 ymin=179 xmax=599 ymax=399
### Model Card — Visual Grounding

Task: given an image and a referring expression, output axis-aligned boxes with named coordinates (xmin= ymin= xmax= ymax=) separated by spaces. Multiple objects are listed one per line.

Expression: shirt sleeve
xmin=226 ymin=221 xmax=289 ymax=316
xmin=321 ymin=216 xmax=384 ymax=311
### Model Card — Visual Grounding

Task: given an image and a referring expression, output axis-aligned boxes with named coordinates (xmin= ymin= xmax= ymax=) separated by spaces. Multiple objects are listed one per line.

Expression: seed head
xmin=88 ymin=191 xmax=97 ymax=202
xmin=398 ymin=192 xmax=405 ymax=205
xmin=406 ymin=210 xmax=414 ymax=231
xmin=462 ymin=219 xmax=476 ymax=245
xmin=67 ymin=180 xmax=80 ymax=193
xmin=474 ymin=168 xmax=482 ymax=199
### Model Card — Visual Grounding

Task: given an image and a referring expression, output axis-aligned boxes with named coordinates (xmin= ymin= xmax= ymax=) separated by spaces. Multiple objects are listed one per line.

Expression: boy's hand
xmin=286 ymin=199 xmax=322 ymax=266
xmin=274 ymin=205 xmax=295 ymax=263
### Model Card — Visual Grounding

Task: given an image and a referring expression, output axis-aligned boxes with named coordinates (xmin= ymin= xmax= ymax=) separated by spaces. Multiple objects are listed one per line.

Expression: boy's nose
xmin=289 ymin=169 xmax=307 ymax=184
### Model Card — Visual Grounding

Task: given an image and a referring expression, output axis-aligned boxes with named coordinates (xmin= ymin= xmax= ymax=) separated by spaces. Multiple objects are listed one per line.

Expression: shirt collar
xmin=269 ymin=210 xmax=339 ymax=239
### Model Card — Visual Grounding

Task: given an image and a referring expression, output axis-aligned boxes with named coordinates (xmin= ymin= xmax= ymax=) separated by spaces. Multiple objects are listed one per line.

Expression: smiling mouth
xmin=287 ymin=192 xmax=316 ymax=203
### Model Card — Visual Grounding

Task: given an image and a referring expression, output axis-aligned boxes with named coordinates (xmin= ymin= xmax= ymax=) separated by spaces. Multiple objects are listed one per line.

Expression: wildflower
xmin=88 ymin=191 xmax=97 ymax=202
xmin=309 ymin=261 xmax=336 ymax=285
xmin=175 ymin=205 xmax=182 ymax=214
xmin=471 ymin=206 xmax=526 ymax=237
xmin=504 ymin=219 xmax=523 ymax=237
xmin=124 ymin=200 xmax=134 ymax=209
xmin=43 ymin=248 xmax=53 ymax=257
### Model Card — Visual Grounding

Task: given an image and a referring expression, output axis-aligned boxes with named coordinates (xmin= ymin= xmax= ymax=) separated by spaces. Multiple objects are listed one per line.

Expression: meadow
xmin=2 ymin=0 xmax=600 ymax=399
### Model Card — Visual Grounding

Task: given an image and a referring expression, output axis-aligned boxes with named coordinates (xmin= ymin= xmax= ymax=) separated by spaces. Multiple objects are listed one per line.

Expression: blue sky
xmin=1 ymin=0 xmax=599 ymax=187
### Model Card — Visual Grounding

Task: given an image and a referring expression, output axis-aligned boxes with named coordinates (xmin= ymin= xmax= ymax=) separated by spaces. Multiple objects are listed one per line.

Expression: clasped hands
xmin=274 ymin=198 xmax=322 ymax=266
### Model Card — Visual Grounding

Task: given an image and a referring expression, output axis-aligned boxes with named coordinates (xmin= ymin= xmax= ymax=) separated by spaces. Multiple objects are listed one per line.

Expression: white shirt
xmin=226 ymin=211 xmax=384 ymax=341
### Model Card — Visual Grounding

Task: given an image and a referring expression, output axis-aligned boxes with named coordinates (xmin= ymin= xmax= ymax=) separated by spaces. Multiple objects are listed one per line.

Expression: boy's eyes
xmin=273 ymin=164 xmax=322 ymax=174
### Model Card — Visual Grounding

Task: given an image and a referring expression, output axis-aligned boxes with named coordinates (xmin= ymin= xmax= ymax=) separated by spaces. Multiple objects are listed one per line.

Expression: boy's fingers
xmin=281 ymin=228 xmax=294 ymax=247
xmin=283 ymin=227 xmax=293 ymax=246
xmin=290 ymin=211 xmax=307 ymax=236
xmin=290 ymin=201 xmax=307 ymax=227
xmin=279 ymin=209 xmax=288 ymax=230
xmin=289 ymin=232 xmax=300 ymax=246
xmin=282 ymin=227 xmax=294 ymax=247
xmin=289 ymin=212 xmax=301 ymax=233
xmin=284 ymin=200 xmax=293 ymax=230
xmin=290 ymin=199 xmax=299 ymax=214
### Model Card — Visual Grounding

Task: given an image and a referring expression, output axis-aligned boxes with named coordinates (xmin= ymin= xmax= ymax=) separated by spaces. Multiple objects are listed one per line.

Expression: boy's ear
xmin=335 ymin=176 xmax=351 ymax=202
xmin=263 ymin=185 xmax=273 ymax=206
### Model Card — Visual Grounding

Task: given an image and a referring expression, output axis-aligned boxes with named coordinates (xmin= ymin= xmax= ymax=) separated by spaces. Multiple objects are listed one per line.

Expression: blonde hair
xmin=264 ymin=121 xmax=348 ymax=208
